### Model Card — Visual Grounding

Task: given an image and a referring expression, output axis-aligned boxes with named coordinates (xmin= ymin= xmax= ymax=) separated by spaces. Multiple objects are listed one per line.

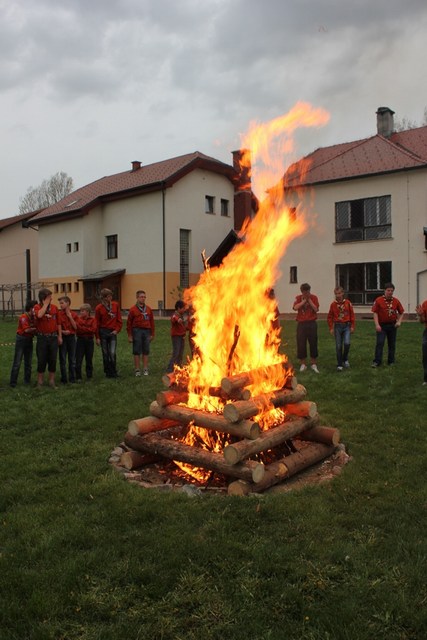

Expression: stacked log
xmin=120 ymin=363 xmax=340 ymax=494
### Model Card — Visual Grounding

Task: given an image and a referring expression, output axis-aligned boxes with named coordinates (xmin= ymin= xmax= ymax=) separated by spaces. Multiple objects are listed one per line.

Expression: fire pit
xmin=111 ymin=105 xmax=347 ymax=495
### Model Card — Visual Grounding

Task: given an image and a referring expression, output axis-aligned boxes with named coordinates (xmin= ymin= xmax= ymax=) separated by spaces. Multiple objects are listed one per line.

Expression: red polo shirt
xmin=371 ymin=295 xmax=404 ymax=324
xmin=16 ymin=312 xmax=36 ymax=337
xmin=293 ymin=294 xmax=319 ymax=322
xmin=95 ymin=301 xmax=122 ymax=337
xmin=34 ymin=303 xmax=59 ymax=334
xmin=58 ymin=309 xmax=78 ymax=335
xmin=327 ymin=299 xmax=355 ymax=330
xmin=126 ymin=304 xmax=155 ymax=337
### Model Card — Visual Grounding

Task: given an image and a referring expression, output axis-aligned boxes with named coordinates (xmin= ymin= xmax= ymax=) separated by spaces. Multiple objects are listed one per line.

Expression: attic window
xmin=205 ymin=195 xmax=215 ymax=214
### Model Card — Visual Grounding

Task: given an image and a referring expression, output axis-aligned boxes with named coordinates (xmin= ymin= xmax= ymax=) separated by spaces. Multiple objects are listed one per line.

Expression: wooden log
xmin=161 ymin=373 xmax=251 ymax=399
xmin=222 ymin=385 xmax=307 ymax=423
xmin=120 ymin=450 xmax=160 ymax=470
xmin=284 ymin=401 xmax=317 ymax=418
xmin=156 ymin=389 xmax=189 ymax=407
xmin=227 ymin=442 xmax=335 ymax=495
xmin=220 ymin=361 xmax=293 ymax=395
xmin=124 ymin=431 xmax=265 ymax=483
xmin=298 ymin=426 xmax=340 ymax=446
xmin=223 ymin=416 xmax=318 ymax=465
xmin=150 ymin=401 xmax=261 ymax=440
xmin=128 ymin=415 xmax=180 ymax=436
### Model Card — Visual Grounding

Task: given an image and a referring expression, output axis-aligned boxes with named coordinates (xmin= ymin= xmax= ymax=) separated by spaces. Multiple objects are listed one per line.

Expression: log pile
xmin=119 ymin=365 xmax=341 ymax=495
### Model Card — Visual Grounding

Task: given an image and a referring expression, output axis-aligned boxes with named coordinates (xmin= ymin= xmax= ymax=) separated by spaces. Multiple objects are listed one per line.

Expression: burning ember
xmin=116 ymin=103 xmax=343 ymax=495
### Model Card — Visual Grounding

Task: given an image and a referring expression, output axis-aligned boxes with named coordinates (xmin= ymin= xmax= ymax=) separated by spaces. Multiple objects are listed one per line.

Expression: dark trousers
xmin=422 ymin=328 xmax=427 ymax=382
xmin=76 ymin=337 xmax=94 ymax=380
xmin=167 ymin=335 xmax=185 ymax=372
xmin=99 ymin=328 xmax=117 ymax=377
xmin=59 ymin=334 xmax=76 ymax=383
xmin=296 ymin=321 xmax=318 ymax=360
xmin=334 ymin=322 xmax=351 ymax=367
xmin=10 ymin=335 xmax=33 ymax=386
xmin=36 ymin=335 xmax=58 ymax=373
xmin=374 ymin=323 xmax=397 ymax=365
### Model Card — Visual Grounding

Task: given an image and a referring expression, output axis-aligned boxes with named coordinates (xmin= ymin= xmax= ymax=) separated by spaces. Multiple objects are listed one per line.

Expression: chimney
xmin=376 ymin=107 xmax=395 ymax=138
xmin=232 ymin=149 xmax=253 ymax=231
xmin=131 ymin=160 xmax=142 ymax=171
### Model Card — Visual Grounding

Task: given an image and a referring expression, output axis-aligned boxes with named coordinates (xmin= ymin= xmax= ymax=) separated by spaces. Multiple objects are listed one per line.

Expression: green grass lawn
xmin=0 ymin=317 xmax=426 ymax=640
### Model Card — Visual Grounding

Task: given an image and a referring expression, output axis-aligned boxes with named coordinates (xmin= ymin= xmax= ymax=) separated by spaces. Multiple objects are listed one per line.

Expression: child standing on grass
xmin=293 ymin=283 xmax=320 ymax=373
xmin=9 ymin=299 xmax=38 ymax=388
xmin=95 ymin=288 xmax=122 ymax=378
xmin=327 ymin=286 xmax=355 ymax=371
xmin=166 ymin=300 xmax=187 ymax=373
xmin=75 ymin=304 xmax=97 ymax=382
xmin=58 ymin=296 xmax=78 ymax=384
xmin=126 ymin=290 xmax=155 ymax=376
xmin=34 ymin=288 xmax=60 ymax=389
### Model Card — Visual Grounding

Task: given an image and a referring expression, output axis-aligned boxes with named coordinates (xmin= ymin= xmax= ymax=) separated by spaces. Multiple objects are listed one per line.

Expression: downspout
xmin=162 ymin=183 xmax=166 ymax=315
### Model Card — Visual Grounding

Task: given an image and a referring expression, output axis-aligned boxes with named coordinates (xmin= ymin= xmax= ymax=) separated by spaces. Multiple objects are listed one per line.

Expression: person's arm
xmin=373 ymin=311 xmax=381 ymax=332
xmin=67 ymin=309 xmax=77 ymax=331
xmin=327 ymin=304 xmax=334 ymax=333
xmin=126 ymin=309 xmax=133 ymax=342
xmin=37 ymin=295 xmax=51 ymax=319
xmin=349 ymin=302 xmax=355 ymax=333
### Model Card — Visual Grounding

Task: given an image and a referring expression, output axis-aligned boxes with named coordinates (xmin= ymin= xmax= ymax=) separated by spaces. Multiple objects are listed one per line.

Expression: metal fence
xmin=0 ymin=283 xmax=41 ymax=319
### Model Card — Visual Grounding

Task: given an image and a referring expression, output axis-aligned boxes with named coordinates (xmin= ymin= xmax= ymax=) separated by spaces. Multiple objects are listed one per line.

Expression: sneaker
xmin=422 ymin=381 xmax=427 ymax=386
xmin=143 ymin=369 xmax=149 ymax=376
xmin=299 ymin=364 xmax=307 ymax=372
xmin=371 ymin=362 xmax=379 ymax=368
xmin=337 ymin=366 xmax=343 ymax=371
xmin=135 ymin=369 xmax=141 ymax=377
xmin=311 ymin=364 xmax=319 ymax=374
xmin=344 ymin=361 xmax=350 ymax=368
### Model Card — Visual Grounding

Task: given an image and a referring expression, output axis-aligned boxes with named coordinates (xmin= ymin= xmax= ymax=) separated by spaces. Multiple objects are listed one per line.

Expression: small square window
xmin=205 ymin=195 xmax=215 ymax=214
xmin=53 ymin=284 xmax=59 ymax=293
xmin=74 ymin=282 xmax=80 ymax=293
xmin=66 ymin=243 xmax=71 ymax=253
xmin=74 ymin=242 xmax=79 ymax=252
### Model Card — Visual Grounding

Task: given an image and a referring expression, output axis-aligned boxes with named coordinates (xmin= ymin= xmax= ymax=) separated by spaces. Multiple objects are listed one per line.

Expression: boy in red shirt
xmin=415 ymin=299 xmax=427 ymax=385
xmin=9 ymin=299 xmax=37 ymax=387
xmin=371 ymin=283 xmax=404 ymax=367
xmin=75 ymin=304 xmax=97 ymax=381
xmin=293 ymin=283 xmax=320 ymax=373
xmin=34 ymin=288 xmax=60 ymax=389
xmin=95 ymin=288 xmax=122 ymax=378
xmin=166 ymin=300 xmax=187 ymax=373
xmin=58 ymin=295 xmax=78 ymax=384
xmin=126 ymin=290 xmax=155 ymax=376
xmin=327 ymin=286 xmax=355 ymax=371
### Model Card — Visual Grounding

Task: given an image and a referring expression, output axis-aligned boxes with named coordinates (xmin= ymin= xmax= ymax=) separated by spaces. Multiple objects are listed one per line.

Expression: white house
xmin=31 ymin=151 xmax=252 ymax=311
xmin=275 ymin=107 xmax=427 ymax=316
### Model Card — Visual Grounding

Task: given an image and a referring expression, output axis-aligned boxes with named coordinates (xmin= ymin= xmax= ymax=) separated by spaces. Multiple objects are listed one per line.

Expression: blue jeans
xmin=10 ymin=335 xmax=33 ymax=386
xmin=167 ymin=335 xmax=185 ymax=372
xmin=334 ymin=322 xmax=351 ymax=367
xmin=99 ymin=328 xmax=118 ymax=377
xmin=373 ymin=323 xmax=397 ymax=365
xmin=59 ymin=334 xmax=76 ymax=383
xmin=76 ymin=337 xmax=94 ymax=380
xmin=422 ymin=328 xmax=427 ymax=382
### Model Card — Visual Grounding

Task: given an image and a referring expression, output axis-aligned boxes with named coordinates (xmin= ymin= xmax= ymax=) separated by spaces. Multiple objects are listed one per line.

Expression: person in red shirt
xmin=34 ymin=288 xmax=61 ymax=389
xmin=126 ymin=290 xmax=155 ymax=376
xmin=95 ymin=288 xmax=122 ymax=378
xmin=58 ymin=296 xmax=78 ymax=384
xmin=9 ymin=299 xmax=37 ymax=387
xmin=293 ymin=283 xmax=320 ymax=373
xmin=327 ymin=286 xmax=355 ymax=371
xmin=75 ymin=304 xmax=97 ymax=381
xmin=371 ymin=283 xmax=404 ymax=367
xmin=166 ymin=300 xmax=187 ymax=373
xmin=415 ymin=299 xmax=427 ymax=385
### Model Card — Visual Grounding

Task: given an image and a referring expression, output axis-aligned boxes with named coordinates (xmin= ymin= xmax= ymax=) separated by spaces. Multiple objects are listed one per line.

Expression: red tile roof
xmin=32 ymin=151 xmax=235 ymax=224
xmin=284 ymin=126 xmax=427 ymax=187
xmin=0 ymin=209 xmax=43 ymax=231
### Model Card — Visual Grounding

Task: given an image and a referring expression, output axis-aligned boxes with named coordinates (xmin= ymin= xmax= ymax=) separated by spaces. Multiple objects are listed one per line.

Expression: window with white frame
xmin=335 ymin=196 xmax=391 ymax=243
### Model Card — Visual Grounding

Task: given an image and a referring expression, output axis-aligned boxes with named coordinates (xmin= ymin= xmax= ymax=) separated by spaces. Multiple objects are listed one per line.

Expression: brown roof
xmin=0 ymin=209 xmax=44 ymax=232
xmin=284 ymin=126 xmax=427 ymax=187
xmin=32 ymin=152 xmax=235 ymax=225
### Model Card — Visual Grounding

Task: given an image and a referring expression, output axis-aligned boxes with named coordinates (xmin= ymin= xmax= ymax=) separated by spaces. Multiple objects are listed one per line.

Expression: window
xmin=74 ymin=242 xmax=79 ymax=252
xmin=180 ymin=229 xmax=190 ymax=289
xmin=53 ymin=284 xmax=59 ymax=293
xmin=335 ymin=196 xmax=391 ymax=243
xmin=205 ymin=195 xmax=215 ymax=214
xmin=336 ymin=261 xmax=392 ymax=305
xmin=74 ymin=282 xmax=79 ymax=293
xmin=106 ymin=234 xmax=118 ymax=259
xmin=66 ymin=243 xmax=71 ymax=253
xmin=220 ymin=199 xmax=229 ymax=217
xmin=290 ymin=266 xmax=298 ymax=283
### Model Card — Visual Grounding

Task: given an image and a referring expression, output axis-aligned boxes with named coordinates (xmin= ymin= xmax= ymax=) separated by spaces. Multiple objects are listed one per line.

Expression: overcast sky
xmin=1 ymin=0 xmax=426 ymax=218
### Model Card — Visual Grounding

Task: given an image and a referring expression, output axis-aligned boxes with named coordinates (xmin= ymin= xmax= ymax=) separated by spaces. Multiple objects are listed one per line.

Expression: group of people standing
xmin=293 ymin=282 xmax=427 ymax=385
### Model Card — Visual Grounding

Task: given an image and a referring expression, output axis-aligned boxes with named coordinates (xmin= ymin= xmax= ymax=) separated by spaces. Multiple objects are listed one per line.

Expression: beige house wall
xmin=37 ymin=169 xmax=234 ymax=311
xmin=0 ymin=223 xmax=38 ymax=286
xmin=276 ymin=169 xmax=427 ymax=316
